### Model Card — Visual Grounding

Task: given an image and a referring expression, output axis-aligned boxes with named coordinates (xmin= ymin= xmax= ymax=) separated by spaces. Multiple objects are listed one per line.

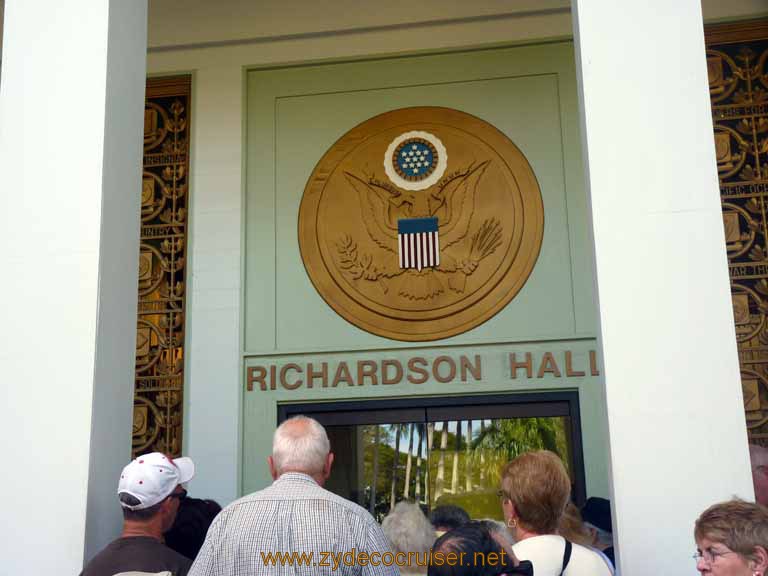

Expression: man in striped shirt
xmin=189 ymin=416 xmax=399 ymax=576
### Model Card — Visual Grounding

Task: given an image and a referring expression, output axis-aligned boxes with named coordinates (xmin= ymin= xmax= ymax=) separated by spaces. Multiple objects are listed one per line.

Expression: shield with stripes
xmin=398 ymin=217 xmax=440 ymax=271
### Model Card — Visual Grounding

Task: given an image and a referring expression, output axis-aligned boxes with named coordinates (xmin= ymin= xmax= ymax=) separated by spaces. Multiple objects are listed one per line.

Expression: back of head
xmin=581 ymin=496 xmax=613 ymax=548
xmin=165 ymin=497 xmax=223 ymax=560
xmin=119 ymin=493 xmax=164 ymax=521
xmin=430 ymin=505 xmax=471 ymax=532
xmin=476 ymin=519 xmax=513 ymax=545
xmin=382 ymin=501 xmax=435 ymax=556
xmin=272 ymin=416 xmax=330 ymax=476
xmin=580 ymin=497 xmax=612 ymax=533
xmin=429 ymin=522 xmax=511 ymax=576
xmin=500 ymin=450 xmax=570 ymax=535
xmin=694 ymin=499 xmax=768 ymax=557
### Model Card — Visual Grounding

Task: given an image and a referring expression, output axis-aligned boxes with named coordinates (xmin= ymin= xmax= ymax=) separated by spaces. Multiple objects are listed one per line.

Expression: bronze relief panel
xmin=707 ymin=21 xmax=768 ymax=442
xmin=132 ymin=76 xmax=191 ymax=458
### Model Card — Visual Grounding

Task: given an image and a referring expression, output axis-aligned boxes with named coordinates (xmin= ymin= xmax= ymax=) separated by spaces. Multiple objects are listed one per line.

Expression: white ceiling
xmin=147 ymin=0 xmax=569 ymax=50
xmin=0 ymin=0 xmax=763 ymax=57
xmin=146 ymin=0 xmax=768 ymax=51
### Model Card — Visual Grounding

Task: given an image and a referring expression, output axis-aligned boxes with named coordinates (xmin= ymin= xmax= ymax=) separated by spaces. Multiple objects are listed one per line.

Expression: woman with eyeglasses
xmin=498 ymin=450 xmax=614 ymax=576
xmin=694 ymin=499 xmax=768 ymax=575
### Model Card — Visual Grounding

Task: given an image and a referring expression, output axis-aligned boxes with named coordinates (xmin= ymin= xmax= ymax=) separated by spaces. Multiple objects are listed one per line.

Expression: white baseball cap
xmin=117 ymin=452 xmax=195 ymax=510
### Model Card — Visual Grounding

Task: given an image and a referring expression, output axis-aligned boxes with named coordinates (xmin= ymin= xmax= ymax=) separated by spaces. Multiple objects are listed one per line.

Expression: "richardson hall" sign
xmin=246 ymin=349 xmax=600 ymax=392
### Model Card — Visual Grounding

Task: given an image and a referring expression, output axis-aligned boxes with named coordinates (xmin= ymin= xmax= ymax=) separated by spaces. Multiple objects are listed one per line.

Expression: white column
xmin=184 ymin=66 xmax=243 ymax=505
xmin=0 ymin=1 xmax=5 ymax=67
xmin=0 ymin=1 xmax=147 ymax=574
xmin=571 ymin=1 xmax=753 ymax=574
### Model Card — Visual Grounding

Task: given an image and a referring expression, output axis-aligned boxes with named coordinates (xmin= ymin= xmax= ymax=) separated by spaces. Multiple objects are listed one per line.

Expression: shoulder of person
xmin=162 ymin=543 xmax=194 ymax=565
xmin=512 ymin=536 xmax=612 ymax=576
xmin=568 ymin=542 xmax=614 ymax=575
xmin=125 ymin=538 xmax=192 ymax=570
xmin=217 ymin=481 xmax=378 ymax=527
xmin=512 ymin=535 xmax=563 ymax=554
xmin=314 ymin=484 xmax=383 ymax=526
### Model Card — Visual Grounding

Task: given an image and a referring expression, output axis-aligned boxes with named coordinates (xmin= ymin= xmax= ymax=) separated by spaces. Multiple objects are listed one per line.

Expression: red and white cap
xmin=117 ymin=452 xmax=195 ymax=510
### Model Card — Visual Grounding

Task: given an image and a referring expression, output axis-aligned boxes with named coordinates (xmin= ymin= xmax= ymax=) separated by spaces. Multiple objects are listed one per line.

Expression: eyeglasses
xmin=496 ymin=489 xmax=510 ymax=501
xmin=692 ymin=548 xmax=736 ymax=563
xmin=168 ymin=488 xmax=187 ymax=501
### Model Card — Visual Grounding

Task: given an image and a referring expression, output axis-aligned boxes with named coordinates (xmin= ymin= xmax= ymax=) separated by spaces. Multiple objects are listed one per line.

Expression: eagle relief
xmin=298 ymin=107 xmax=544 ymax=341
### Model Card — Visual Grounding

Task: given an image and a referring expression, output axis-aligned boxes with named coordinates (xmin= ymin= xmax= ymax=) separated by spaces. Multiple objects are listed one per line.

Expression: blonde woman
xmin=694 ymin=499 xmax=768 ymax=575
xmin=498 ymin=450 xmax=613 ymax=576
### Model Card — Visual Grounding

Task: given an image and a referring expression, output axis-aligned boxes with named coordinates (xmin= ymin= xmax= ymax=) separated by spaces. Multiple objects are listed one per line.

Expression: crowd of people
xmin=79 ymin=417 xmax=768 ymax=576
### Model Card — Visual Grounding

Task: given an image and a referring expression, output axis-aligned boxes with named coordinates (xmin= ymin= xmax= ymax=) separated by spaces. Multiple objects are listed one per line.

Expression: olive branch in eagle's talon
xmin=336 ymin=234 xmax=384 ymax=281
xmin=336 ymin=235 xmax=369 ymax=280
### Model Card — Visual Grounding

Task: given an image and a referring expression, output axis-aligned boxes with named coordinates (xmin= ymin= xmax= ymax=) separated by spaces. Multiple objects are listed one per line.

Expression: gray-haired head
xmin=583 ymin=521 xmax=613 ymax=548
xmin=382 ymin=501 xmax=435 ymax=562
xmin=271 ymin=416 xmax=331 ymax=476
xmin=477 ymin=518 xmax=515 ymax=546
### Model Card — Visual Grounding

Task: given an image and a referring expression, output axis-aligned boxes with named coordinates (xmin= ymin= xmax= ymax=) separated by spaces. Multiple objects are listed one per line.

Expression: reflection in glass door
xmin=279 ymin=393 xmax=583 ymax=522
xmin=425 ymin=417 xmax=572 ymax=521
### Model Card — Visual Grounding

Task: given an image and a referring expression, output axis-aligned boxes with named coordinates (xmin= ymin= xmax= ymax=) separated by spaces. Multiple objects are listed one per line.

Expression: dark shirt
xmin=80 ymin=536 xmax=192 ymax=576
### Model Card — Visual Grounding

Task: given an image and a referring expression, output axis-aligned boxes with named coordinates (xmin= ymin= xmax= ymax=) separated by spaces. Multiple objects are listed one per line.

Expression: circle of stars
xmin=393 ymin=138 xmax=438 ymax=182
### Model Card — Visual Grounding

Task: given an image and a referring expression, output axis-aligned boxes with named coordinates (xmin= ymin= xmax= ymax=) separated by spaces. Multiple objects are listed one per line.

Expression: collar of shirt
xmin=273 ymin=471 xmax=319 ymax=486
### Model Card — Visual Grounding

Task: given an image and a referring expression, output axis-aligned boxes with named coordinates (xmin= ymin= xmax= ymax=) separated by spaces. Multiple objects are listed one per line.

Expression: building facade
xmin=1 ymin=0 xmax=767 ymax=574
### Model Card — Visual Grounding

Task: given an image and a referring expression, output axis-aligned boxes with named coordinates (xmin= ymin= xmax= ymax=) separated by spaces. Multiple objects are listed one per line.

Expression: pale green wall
xmin=243 ymin=42 xmax=610 ymax=498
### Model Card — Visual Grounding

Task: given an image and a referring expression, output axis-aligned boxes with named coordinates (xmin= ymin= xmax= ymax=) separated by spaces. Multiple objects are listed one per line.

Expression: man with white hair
xmin=189 ymin=416 xmax=398 ymax=576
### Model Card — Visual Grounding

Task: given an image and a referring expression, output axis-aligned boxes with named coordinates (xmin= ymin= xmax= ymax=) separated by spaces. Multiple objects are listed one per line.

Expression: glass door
xmin=278 ymin=393 xmax=584 ymax=522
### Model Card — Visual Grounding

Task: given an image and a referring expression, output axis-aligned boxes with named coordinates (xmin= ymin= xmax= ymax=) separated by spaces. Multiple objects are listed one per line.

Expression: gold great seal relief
xmin=298 ymin=107 xmax=544 ymax=341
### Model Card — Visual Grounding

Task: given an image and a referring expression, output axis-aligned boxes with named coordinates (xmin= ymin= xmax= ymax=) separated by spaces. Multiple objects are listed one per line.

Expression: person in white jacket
xmin=498 ymin=450 xmax=614 ymax=576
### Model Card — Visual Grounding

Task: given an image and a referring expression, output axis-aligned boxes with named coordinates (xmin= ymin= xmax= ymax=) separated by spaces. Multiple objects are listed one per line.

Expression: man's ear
xmin=586 ymin=526 xmax=598 ymax=546
xmin=750 ymin=546 xmax=768 ymax=573
xmin=158 ymin=496 xmax=175 ymax=517
xmin=323 ymin=452 xmax=334 ymax=480
xmin=267 ymin=456 xmax=279 ymax=480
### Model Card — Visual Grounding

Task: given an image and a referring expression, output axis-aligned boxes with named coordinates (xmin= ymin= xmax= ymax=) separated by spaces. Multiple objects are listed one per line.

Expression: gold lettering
xmin=280 ymin=363 xmax=303 ymax=390
xmin=433 ymin=356 xmax=456 ymax=383
xmin=407 ymin=357 xmax=429 ymax=384
xmin=537 ymin=352 xmax=561 ymax=378
xmin=247 ymin=366 xmax=266 ymax=391
xmin=590 ymin=350 xmax=600 ymax=376
xmin=332 ymin=362 xmax=354 ymax=387
xmin=307 ymin=362 xmax=328 ymax=389
xmin=357 ymin=360 xmax=379 ymax=386
xmin=460 ymin=355 xmax=482 ymax=382
xmin=509 ymin=353 xmax=533 ymax=379
xmin=382 ymin=359 xmax=403 ymax=385
xmin=565 ymin=351 xmax=585 ymax=377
